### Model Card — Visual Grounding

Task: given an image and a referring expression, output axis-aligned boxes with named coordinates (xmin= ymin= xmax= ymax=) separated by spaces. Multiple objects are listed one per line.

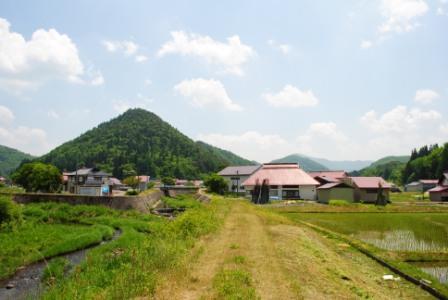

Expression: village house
xmin=342 ymin=177 xmax=391 ymax=203
xmin=65 ymin=167 xmax=111 ymax=196
xmin=428 ymin=173 xmax=448 ymax=202
xmin=405 ymin=179 xmax=439 ymax=192
xmin=0 ymin=176 xmax=6 ymax=184
xmin=136 ymin=175 xmax=150 ymax=191
xmin=317 ymin=181 xmax=354 ymax=203
xmin=308 ymin=170 xmax=348 ymax=186
xmin=242 ymin=163 xmax=319 ymax=200
xmin=218 ymin=165 xmax=261 ymax=194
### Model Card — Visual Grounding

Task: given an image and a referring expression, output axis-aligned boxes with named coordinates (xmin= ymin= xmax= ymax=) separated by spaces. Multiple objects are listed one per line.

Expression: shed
xmin=428 ymin=186 xmax=448 ymax=202
xmin=317 ymin=182 xmax=354 ymax=203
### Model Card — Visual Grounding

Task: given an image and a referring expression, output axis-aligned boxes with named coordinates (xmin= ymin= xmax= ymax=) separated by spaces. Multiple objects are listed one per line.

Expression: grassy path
xmin=155 ymin=200 xmax=433 ymax=299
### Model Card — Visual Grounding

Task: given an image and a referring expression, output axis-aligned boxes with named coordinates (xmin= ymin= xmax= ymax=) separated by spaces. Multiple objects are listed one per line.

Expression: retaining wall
xmin=4 ymin=189 xmax=163 ymax=213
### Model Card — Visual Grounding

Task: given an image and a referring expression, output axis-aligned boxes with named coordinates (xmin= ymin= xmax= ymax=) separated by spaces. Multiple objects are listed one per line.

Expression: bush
xmin=204 ymin=173 xmax=227 ymax=195
xmin=0 ymin=196 xmax=22 ymax=230
xmin=11 ymin=162 xmax=62 ymax=193
xmin=147 ymin=181 xmax=155 ymax=189
xmin=328 ymin=199 xmax=351 ymax=206
xmin=161 ymin=177 xmax=175 ymax=186
xmin=126 ymin=189 xmax=139 ymax=196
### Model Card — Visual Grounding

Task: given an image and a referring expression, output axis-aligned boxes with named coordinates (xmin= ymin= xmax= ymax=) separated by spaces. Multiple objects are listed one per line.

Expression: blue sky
xmin=0 ymin=0 xmax=447 ymax=162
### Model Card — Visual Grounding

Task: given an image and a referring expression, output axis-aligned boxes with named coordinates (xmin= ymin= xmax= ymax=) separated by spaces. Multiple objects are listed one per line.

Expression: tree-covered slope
xmin=0 ymin=145 xmax=34 ymax=176
xmin=350 ymin=161 xmax=406 ymax=185
xmin=403 ymin=143 xmax=448 ymax=183
xmin=195 ymin=141 xmax=256 ymax=166
xmin=39 ymin=109 xmax=253 ymax=179
xmin=271 ymin=154 xmax=329 ymax=171
xmin=369 ymin=156 xmax=409 ymax=168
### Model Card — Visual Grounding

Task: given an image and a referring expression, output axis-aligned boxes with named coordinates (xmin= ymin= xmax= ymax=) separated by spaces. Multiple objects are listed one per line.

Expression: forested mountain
xmin=0 ymin=145 xmax=34 ymax=176
xmin=368 ymin=156 xmax=409 ymax=168
xmin=39 ymin=109 xmax=254 ymax=179
xmin=271 ymin=154 xmax=329 ymax=171
xmin=310 ymin=157 xmax=372 ymax=172
xmin=196 ymin=141 xmax=258 ymax=166
xmin=402 ymin=143 xmax=448 ymax=183
xmin=350 ymin=161 xmax=406 ymax=185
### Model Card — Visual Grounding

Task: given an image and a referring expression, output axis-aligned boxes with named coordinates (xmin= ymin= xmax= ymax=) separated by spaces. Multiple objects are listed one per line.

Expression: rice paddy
xmin=286 ymin=213 xmax=448 ymax=252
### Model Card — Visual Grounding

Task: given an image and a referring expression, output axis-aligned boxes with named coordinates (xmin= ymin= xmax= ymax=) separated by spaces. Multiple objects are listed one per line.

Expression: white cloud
xmin=112 ymin=94 xmax=153 ymax=113
xmin=158 ymin=31 xmax=255 ymax=76
xmin=102 ymin=39 xmax=148 ymax=63
xmin=47 ymin=110 xmax=60 ymax=119
xmin=414 ymin=89 xmax=440 ymax=104
xmin=378 ymin=0 xmax=429 ymax=33
xmin=102 ymin=40 xmax=138 ymax=55
xmin=0 ymin=17 xmax=102 ymax=94
xmin=0 ymin=106 xmax=51 ymax=155
xmin=197 ymin=131 xmax=291 ymax=163
xmin=263 ymin=85 xmax=319 ymax=108
xmin=144 ymin=79 xmax=152 ymax=86
xmin=174 ymin=78 xmax=243 ymax=111
xmin=0 ymin=105 xmax=14 ymax=125
xmin=360 ymin=40 xmax=373 ymax=49
xmin=361 ymin=105 xmax=441 ymax=134
xmin=267 ymin=39 xmax=292 ymax=55
xmin=135 ymin=55 xmax=148 ymax=63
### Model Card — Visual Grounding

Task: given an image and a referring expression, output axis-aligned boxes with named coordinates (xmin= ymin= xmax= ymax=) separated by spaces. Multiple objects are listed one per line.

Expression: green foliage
xmin=0 ymin=196 xmax=22 ymax=231
xmin=38 ymin=109 xmax=253 ymax=179
xmin=351 ymin=160 xmax=405 ymax=185
xmin=123 ymin=176 xmax=139 ymax=189
xmin=125 ymin=189 xmax=139 ymax=196
xmin=213 ymin=269 xmax=256 ymax=300
xmin=121 ymin=163 xmax=137 ymax=177
xmin=147 ymin=181 xmax=155 ymax=189
xmin=42 ymin=257 xmax=70 ymax=286
xmin=204 ymin=173 xmax=228 ymax=195
xmin=162 ymin=195 xmax=201 ymax=209
xmin=11 ymin=162 xmax=62 ymax=193
xmin=0 ymin=144 xmax=34 ymax=176
xmin=403 ymin=143 xmax=448 ymax=183
xmin=328 ymin=199 xmax=351 ymax=206
xmin=161 ymin=176 xmax=175 ymax=186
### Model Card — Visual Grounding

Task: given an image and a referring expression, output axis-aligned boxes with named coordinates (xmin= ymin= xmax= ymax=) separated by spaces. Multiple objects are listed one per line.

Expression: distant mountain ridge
xmin=271 ymin=154 xmax=329 ymax=171
xmin=0 ymin=145 xmax=34 ymax=176
xmin=39 ymin=109 xmax=254 ymax=179
xmin=271 ymin=153 xmax=372 ymax=172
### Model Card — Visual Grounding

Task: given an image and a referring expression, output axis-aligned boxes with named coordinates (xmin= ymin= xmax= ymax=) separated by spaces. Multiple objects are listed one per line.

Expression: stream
xmin=0 ymin=229 xmax=122 ymax=300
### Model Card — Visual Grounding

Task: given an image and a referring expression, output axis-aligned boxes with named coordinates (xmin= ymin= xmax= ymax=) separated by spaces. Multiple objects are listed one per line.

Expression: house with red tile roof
xmin=242 ymin=163 xmax=319 ymax=200
xmin=342 ymin=176 xmax=391 ymax=203
xmin=428 ymin=173 xmax=448 ymax=202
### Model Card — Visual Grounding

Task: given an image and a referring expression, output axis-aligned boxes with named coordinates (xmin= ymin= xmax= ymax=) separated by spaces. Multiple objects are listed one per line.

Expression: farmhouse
xmin=65 ymin=167 xmax=111 ymax=196
xmin=428 ymin=173 xmax=448 ymax=202
xmin=317 ymin=182 xmax=354 ymax=203
xmin=308 ymin=170 xmax=348 ymax=185
xmin=218 ymin=165 xmax=261 ymax=194
xmin=242 ymin=163 xmax=319 ymax=200
xmin=405 ymin=179 xmax=438 ymax=192
xmin=343 ymin=177 xmax=391 ymax=203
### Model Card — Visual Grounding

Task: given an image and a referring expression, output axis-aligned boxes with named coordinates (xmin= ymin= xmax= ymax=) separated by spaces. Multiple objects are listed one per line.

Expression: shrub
xmin=147 ymin=181 xmax=155 ymax=189
xmin=0 ymin=196 xmax=22 ymax=230
xmin=126 ymin=189 xmax=139 ymax=196
xmin=161 ymin=177 xmax=175 ymax=186
xmin=204 ymin=174 xmax=227 ymax=195
xmin=329 ymin=199 xmax=351 ymax=206
xmin=123 ymin=176 xmax=140 ymax=190
xmin=11 ymin=162 xmax=62 ymax=193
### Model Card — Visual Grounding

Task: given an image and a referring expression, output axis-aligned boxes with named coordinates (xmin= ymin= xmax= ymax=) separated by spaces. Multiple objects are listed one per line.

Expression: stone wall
xmin=5 ymin=189 xmax=163 ymax=213
xmin=160 ymin=186 xmax=200 ymax=197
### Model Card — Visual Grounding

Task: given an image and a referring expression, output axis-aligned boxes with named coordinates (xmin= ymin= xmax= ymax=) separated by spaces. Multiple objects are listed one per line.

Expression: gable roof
xmin=308 ymin=171 xmax=347 ymax=179
xmin=419 ymin=179 xmax=438 ymax=184
xmin=218 ymin=165 xmax=260 ymax=176
xmin=243 ymin=163 xmax=319 ymax=186
xmin=317 ymin=182 xmax=353 ymax=190
xmin=428 ymin=186 xmax=448 ymax=193
xmin=348 ymin=177 xmax=392 ymax=189
xmin=65 ymin=168 xmax=111 ymax=177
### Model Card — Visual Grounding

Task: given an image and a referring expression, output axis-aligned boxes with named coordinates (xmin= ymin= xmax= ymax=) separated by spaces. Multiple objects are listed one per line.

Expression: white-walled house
xmin=242 ymin=163 xmax=319 ymax=200
xmin=218 ymin=165 xmax=261 ymax=194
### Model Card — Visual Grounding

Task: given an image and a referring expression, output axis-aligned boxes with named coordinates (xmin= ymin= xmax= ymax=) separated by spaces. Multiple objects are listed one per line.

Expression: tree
xmin=121 ymin=163 xmax=137 ymax=177
xmin=204 ymin=174 xmax=227 ymax=195
xmin=11 ymin=162 xmax=62 ymax=193
xmin=123 ymin=176 xmax=140 ymax=190
xmin=161 ymin=176 xmax=175 ymax=186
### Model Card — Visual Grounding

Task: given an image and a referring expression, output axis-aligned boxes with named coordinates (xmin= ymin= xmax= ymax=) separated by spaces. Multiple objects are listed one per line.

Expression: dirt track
xmin=154 ymin=201 xmax=433 ymax=299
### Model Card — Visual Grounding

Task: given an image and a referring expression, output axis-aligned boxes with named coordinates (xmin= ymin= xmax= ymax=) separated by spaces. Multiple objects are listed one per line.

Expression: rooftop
xmin=348 ymin=177 xmax=392 ymax=189
xmin=243 ymin=163 xmax=319 ymax=186
xmin=317 ymin=182 xmax=353 ymax=190
xmin=218 ymin=165 xmax=261 ymax=176
xmin=308 ymin=170 xmax=347 ymax=179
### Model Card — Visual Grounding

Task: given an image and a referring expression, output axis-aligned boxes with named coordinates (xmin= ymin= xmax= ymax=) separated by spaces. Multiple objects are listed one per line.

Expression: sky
xmin=0 ymin=0 xmax=447 ymax=163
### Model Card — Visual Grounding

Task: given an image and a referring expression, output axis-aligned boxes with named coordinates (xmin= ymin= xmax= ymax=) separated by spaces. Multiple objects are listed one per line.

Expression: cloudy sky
xmin=0 ymin=0 xmax=447 ymax=162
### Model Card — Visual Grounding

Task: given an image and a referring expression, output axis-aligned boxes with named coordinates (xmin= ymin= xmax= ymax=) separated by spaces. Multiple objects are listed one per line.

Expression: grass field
xmin=390 ymin=191 xmax=429 ymax=202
